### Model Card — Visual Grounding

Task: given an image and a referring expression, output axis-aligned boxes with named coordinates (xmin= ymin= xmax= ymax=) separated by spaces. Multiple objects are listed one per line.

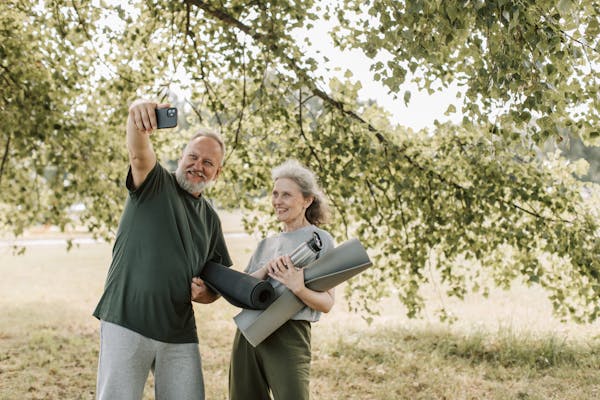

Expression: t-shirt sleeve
xmin=208 ymin=216 xmax=233 ymax=267
xmin=317 ymin=229 xmax=336 ymax=257
xmin=125 ymin=161 xmax=163 ymax=200
xmin=243 ymin=239 xmax=268 ymax=273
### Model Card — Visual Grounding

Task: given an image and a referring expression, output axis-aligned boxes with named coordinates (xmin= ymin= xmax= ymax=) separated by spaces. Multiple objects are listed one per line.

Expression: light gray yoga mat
xmin=234 ymin=238 xmax=372 ymax=347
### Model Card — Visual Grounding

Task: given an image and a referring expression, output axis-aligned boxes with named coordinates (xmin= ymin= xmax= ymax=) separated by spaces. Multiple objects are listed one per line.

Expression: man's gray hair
xmin=189 ymin=128 xmax=226 ymax=166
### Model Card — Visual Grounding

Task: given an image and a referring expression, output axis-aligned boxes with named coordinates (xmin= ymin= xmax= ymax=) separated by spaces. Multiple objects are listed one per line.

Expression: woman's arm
xmin=266 ymin=255 xmax=335 ymax=313
xmin=249 ymin=265 xmax=269 ymax=280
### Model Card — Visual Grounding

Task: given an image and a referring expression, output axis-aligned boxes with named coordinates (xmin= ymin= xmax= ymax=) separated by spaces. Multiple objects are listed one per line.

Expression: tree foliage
xmin=1 ymin=0 xmax=598 ymax=322
xmin=333 ymin=0 xmax=600 ymax=142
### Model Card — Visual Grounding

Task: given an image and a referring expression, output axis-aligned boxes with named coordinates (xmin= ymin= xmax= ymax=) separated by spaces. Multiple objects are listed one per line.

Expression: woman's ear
xmin=304 ymin=195 xmax=314 ymax=209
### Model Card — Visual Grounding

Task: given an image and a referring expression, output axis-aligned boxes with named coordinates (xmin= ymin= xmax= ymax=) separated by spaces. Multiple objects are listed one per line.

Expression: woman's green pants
xmin=229 ymin=320 xmax=312 ymax=400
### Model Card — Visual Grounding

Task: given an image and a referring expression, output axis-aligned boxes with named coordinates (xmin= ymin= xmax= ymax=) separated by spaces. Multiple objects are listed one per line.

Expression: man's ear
xmin=214 ymin=166 xmax=222 ymax=180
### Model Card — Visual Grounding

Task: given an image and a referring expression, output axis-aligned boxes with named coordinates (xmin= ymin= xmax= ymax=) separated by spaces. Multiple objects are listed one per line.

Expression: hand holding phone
xmin=156 ymin=107 xmax=178 ymax=129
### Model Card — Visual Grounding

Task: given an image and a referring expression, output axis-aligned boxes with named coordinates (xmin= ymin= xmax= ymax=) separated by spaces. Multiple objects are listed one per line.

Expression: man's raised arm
xmin=126 ymin=100 xmax=170 ymax=188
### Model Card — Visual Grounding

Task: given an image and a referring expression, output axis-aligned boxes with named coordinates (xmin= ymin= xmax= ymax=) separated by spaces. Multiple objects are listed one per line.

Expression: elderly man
xmin=93 ymin=100 xmax=232 ymax=400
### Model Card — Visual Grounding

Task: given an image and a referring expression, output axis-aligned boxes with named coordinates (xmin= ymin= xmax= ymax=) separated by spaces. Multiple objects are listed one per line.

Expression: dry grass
xmin=1 ymin=212 xmax=600 ymax=399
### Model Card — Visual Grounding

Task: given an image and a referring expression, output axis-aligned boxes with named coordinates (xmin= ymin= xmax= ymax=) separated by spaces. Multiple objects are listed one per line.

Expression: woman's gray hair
xmin=189 ymin=128 xmax=226 ymax=166
xmin=272 ymin=159 xmax=330 ymax=226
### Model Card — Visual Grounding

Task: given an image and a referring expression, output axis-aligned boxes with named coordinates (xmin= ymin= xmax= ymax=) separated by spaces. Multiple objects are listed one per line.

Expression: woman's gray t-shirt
xmin=244 ymin=225 xmax=335 ymax=322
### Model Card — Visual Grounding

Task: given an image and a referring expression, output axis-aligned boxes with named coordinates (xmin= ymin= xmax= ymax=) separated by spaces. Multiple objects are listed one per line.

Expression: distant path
xmin=0 ymin=232 xmax=249 ymax=248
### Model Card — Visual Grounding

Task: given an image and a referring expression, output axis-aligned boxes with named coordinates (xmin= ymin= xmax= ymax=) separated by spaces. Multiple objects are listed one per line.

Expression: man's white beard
xmin=176 ymin=169 xmax=213 ymax=195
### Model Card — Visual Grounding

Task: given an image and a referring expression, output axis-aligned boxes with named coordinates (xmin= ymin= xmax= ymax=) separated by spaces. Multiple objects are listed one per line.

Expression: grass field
xmin=1 ymin=212 xmax=599 ymax=399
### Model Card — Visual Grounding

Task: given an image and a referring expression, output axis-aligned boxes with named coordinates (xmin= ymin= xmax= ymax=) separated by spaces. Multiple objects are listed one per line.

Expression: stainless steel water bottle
xmin=289 ymin=232 xmax=323 ymax=268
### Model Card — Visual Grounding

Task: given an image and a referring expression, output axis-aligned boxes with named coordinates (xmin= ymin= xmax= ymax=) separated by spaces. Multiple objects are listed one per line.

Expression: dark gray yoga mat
xmin=199 ymin=261 xmax=276 ymax=310
xmin=234 ymin=238 xmax=372 ymax=347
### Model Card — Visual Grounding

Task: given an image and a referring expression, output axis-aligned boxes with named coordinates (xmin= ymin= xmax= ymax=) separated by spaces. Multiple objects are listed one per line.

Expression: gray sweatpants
xmin=96 ymin=320 xmax=204 ymax=400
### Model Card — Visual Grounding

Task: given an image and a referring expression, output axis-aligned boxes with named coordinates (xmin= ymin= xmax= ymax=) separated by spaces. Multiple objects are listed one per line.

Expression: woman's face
xmin=271 ymin=178 xmax=313 ymax=227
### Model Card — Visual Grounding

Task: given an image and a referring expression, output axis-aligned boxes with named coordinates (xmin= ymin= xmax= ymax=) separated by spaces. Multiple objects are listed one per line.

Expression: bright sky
xmin=294 ymin=17 xmax=464 ymax=131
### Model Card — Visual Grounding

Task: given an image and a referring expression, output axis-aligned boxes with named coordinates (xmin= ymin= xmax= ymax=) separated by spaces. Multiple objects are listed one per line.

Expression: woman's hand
xmin=266 ymin=255 xmax=305 ymax=294
xmin=266 ymin=254 xmax=335 ymax=313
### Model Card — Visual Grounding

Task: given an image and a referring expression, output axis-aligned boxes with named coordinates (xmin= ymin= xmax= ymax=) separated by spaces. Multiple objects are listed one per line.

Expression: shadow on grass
xmin=325 ymin=325 xmax=600 ymax=369
xmin=311 ymin=325 xmax=600 ymax=399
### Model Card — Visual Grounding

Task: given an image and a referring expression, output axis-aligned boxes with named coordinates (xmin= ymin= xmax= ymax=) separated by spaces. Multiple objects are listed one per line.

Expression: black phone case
xmin=156 ymin=107 xmax=178 ymax=129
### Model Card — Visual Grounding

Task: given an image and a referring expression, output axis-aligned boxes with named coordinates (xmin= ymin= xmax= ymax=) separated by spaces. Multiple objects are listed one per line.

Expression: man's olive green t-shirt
xmin=93 ymin=162 xmax=232 ymax=343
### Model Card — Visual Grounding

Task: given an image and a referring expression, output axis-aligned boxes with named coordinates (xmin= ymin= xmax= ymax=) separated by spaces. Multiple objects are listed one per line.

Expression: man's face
xmin=175 ymin=136 xmax=223 ymax=196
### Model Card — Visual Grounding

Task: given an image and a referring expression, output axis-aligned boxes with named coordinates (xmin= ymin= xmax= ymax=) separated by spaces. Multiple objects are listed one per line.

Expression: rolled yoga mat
xmin=199 ymin=261 xmax=276 ymax=310
xmin=234 ymin=238 xmax=372 ymax=347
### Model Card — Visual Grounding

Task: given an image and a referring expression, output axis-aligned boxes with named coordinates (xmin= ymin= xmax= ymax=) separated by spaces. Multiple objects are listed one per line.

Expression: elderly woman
xmin=229 ymin=159 xmax=335 ymax=400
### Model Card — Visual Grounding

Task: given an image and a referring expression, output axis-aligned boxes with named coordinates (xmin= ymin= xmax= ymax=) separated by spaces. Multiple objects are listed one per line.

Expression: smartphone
xmin=156 ymin=107 xmax=178 ymax=129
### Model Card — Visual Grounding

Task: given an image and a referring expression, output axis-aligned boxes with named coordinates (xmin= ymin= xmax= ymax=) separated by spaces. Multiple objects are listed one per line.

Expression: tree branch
xmin=232 ymin=43 xmax=248 ymax=152
xmin=0 ymin=132 xmax=11 ymax=187
xmin=184 ymin=0 xmax=584 ymax=229
xmin=0 ymin=64 xmax=19 ymax=87
xmin=185 ymin=0 xmax=385 ymax=141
